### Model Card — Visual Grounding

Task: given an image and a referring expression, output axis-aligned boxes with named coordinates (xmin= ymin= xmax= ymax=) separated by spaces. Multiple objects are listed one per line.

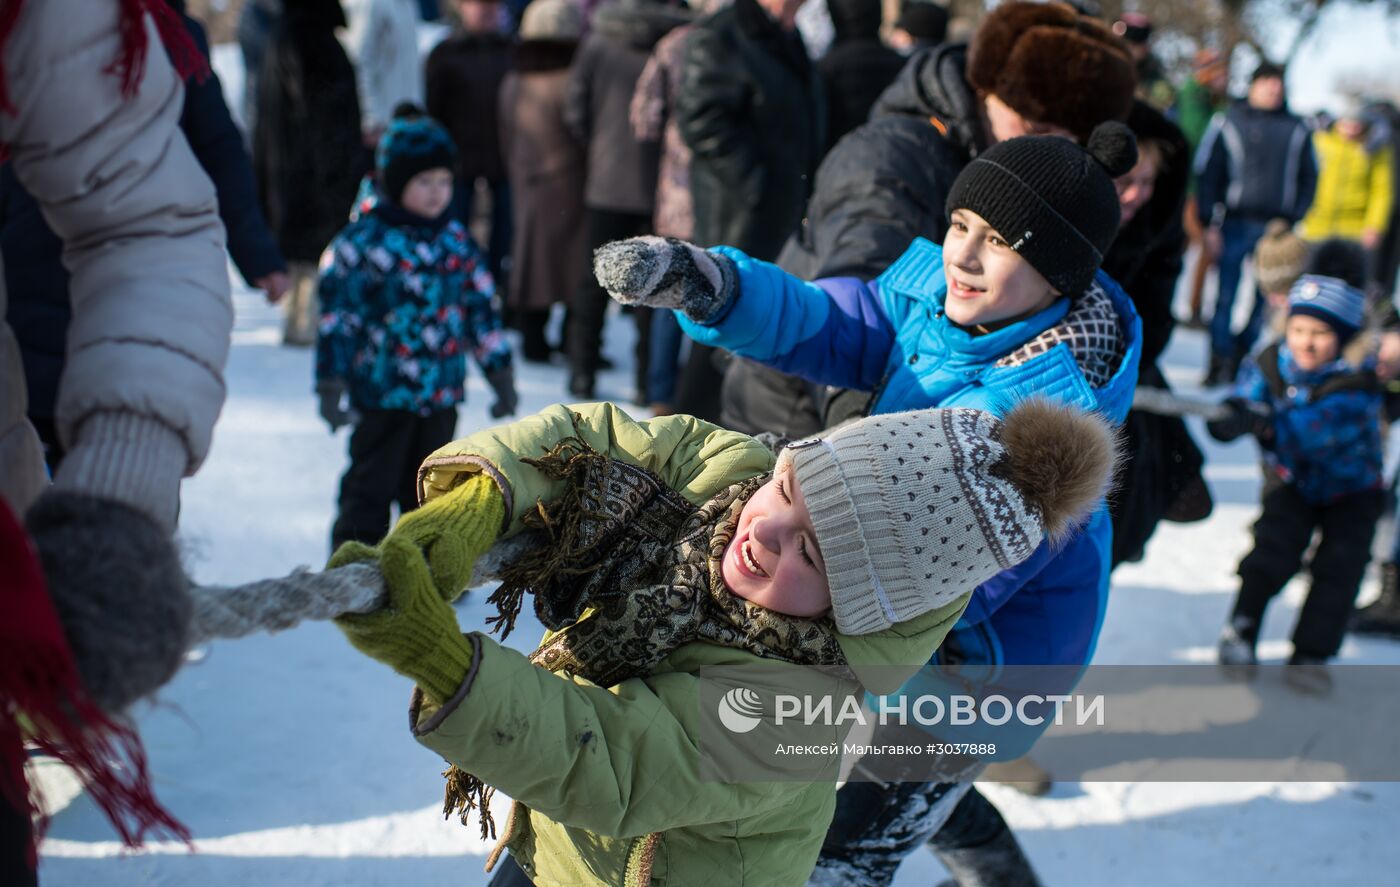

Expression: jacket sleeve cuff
xmin=53 ymin=411 xmax=189 ymax=531
xmin=409 ymin=632 xmax=483 ymax=737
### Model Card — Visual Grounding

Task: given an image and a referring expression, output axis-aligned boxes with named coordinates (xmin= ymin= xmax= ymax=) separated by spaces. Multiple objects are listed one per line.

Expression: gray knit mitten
xmin=592 ymin=236 xmax=738 ymax=323
xmin=317 ymin=379 xmax=357 ymax=431
xmin=26 ymin=491 xmax=192 ymax=714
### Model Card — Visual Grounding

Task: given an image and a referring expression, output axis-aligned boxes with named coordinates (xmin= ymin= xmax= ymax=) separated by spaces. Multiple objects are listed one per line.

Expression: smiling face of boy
xmin=942 ymin=209 xmax=1059 ymax=330
xmin=720 ymin=462 xmax=832 ymax=619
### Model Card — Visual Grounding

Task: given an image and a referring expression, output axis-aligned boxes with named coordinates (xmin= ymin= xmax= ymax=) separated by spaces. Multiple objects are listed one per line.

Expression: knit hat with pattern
xmin=376 ymin=112 xmax=457 ymax=204
xmin=1288 ymin=274 xmax=1366 ymax=341
xmin=945 ymin=122 xmax=1138 ymax=298
xmin=778 ymin=400 xmax=1118 ymax=636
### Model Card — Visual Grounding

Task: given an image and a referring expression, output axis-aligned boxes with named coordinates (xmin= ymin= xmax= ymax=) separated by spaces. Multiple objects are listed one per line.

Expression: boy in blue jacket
xmin=1208 ymin=274 xmax=1385 ymax=694
xmin=316 ymin=112 xmax=517 ymax=551
xmin=593 ymin=124 xmax=1142 ymax=884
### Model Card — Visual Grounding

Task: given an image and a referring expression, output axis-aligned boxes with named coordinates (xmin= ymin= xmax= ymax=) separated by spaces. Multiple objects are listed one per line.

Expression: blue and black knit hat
xmin=1288 ymin=274 xmax=1366 ymax=341
xmin=376 ymin=110 xmax=457 ymax=204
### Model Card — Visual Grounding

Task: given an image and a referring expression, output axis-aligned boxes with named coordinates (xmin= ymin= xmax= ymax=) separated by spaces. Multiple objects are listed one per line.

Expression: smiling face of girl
xmin=942 ymin=208 xmax=1059 ymax=330
xmin=719 ymin=461 xmax=832 ymax=619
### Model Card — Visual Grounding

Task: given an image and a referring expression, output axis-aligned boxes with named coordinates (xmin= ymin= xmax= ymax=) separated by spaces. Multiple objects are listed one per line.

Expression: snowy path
xmin=34 ymin=277 xmax=1400 ymax=886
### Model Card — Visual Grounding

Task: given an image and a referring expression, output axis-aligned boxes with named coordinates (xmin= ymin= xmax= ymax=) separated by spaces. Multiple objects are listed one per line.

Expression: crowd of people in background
xmin=3 ymin=1 xmax=1400 ymax=886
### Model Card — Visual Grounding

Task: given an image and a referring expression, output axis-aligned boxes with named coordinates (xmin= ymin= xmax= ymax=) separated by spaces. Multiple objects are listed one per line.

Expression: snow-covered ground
xmin=34 ymin=275 xmax=1400 ymax=886
xmin=33 ymin=43 xmax=1400 ymax=887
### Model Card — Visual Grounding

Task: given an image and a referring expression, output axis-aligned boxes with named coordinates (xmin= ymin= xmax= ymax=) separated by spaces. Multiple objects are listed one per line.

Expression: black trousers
xmin=568 ymin=208 xmax=653 ymax=394
xmin=331 ymin=408 xmax=458 ymax=550
xmin=1233 ymin=480 xmax=1386 ymax=659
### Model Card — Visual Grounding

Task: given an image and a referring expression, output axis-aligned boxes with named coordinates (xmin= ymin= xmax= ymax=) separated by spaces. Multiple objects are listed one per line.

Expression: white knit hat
xmin=779 ymin=401 xmax=1118 ymax=636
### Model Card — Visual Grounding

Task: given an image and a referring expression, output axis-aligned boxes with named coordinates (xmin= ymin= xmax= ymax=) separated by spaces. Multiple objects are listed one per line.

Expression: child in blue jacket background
xmin=593 ymin=124 xmax=1143 ymax=884
xmin=1208 ymin=274 xmax=1386 ymax=694
xmin=315 ymin=110 xmax=517 ymax=551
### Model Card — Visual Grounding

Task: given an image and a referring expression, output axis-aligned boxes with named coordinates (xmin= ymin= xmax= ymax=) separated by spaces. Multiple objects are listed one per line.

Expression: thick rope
xmin=188 ymin=564 xmax=387 ymax=645
xmin=185 ymin=534 xmax=540 ymax=645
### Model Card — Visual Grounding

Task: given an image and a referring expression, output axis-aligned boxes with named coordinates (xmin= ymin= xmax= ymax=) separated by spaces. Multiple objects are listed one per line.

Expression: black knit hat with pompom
xmin=945 ymin=121 xmax=1137 ymax=296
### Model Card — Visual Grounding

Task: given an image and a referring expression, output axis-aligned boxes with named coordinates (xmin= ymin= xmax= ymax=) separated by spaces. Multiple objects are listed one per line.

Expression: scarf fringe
xmin=489 ymin=425 xmax=617 ymax=638
xmin=441 ymin=763 xmax=496 ymax=842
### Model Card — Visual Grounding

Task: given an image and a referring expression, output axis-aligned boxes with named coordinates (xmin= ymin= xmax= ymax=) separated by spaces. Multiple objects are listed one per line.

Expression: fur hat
xmin=967 ymin=1 xmax=1136 ymax=142
xmin=520 ymin=0 xmax=584 ymax=41
xmin=376 ymin=111 xmax=457 ymax=204
xmin=1253 ymin=219 xmax=1310 ymax=295
xmin=946 ymin=121 xmax=1138 ymax=297
xmin=779 ymin=400 xmax=1119 ymax=636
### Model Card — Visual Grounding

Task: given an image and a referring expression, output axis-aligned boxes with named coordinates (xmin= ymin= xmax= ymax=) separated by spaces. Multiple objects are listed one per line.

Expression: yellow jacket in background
xmin=1301 ymin=128 xmax=1394 ymax=242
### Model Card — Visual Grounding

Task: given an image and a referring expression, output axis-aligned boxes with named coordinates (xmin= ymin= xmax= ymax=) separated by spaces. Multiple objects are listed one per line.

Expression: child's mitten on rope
xmin=593 ymin=235 xmax=738 ymax=323
xmin=374 ymin=472 xmax=506 ymax=602
xmin=331 ymin=535 xmax=476 ymax=705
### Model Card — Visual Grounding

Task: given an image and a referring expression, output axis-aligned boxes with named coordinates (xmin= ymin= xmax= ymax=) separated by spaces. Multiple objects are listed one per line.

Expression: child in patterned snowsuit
xmin=1209 ymin=274 xmax=1387 ymax=693
xmin=316 ymin=112 xmax=517 ymax=549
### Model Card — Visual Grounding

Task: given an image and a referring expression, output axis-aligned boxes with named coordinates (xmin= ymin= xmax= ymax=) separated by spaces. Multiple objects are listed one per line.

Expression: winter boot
xmin=1217 ymin=617 xmax=1259 ymax=679
xmin=1284 ymin=652 xmax=1333 ymax=696
xmin=1202 ymin=353 xmax=1230 ymax=388
xmin=1352 ymin=562 xmax=1400 ymax=639
xmin=933 ymin=822 xmax=1044 ymax=887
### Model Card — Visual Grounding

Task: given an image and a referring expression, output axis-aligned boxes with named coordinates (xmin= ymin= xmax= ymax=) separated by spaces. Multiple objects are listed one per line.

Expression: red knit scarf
xmin=0 ymin=501 xmax=190 ymax=867
xmin=0 ymin=0 xmax=209 ymax=116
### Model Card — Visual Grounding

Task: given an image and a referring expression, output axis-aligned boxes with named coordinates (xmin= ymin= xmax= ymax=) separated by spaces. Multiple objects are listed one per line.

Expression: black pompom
xmin=1306 ymin=238 xmax=1368 ymax=290
xmin=1087 ymin=121 xmax=1138 ymax=178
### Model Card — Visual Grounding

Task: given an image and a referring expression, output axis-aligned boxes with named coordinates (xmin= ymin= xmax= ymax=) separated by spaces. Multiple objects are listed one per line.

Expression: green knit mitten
xmin=385 ymin=472 xmax=507 ymax=602
xmin=331 ymin=535 xmax=476 ymax=705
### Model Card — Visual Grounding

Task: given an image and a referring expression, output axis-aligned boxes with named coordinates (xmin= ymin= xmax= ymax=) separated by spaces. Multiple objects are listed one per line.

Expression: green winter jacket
xmin=408 ymin=402 xmax=968 ymax=886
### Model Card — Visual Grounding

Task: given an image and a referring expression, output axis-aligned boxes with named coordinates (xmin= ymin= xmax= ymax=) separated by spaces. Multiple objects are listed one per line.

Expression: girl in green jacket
xmin=329 ymin=399 xmax=1114 ymax=886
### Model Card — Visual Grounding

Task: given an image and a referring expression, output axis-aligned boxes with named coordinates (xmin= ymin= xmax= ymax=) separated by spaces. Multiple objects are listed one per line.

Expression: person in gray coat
xmin=563 ymin=0 xmax=691 ymax=401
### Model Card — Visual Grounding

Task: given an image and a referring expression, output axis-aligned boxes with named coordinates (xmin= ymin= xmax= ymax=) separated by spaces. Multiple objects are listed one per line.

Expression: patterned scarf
xmin=993 ymin=281 xmax=1125 ymax=388
xmin=445 ymin=430 xmax=846 ymax=837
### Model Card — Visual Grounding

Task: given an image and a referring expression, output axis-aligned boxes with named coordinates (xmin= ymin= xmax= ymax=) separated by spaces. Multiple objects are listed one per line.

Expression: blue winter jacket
xmin=679 ymin=238 xmax=1142 ymax=751
xmin=1194 ymin=100 xmax=1318 ymax=226
xmin=1231 ymin=342 xmax=1385 ymax=505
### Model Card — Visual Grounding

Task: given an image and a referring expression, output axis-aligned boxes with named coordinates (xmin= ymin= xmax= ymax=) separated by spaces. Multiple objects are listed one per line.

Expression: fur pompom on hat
xmin=1253 ymin=220 xmax=1310 ymax=295
xmin=946 ymin=121 xmax=1137 ymax=297
xmin=967 ymin=1 xmax=1136 ymax=142
xmin=778 ymin=400 xmax=1119 ymax=636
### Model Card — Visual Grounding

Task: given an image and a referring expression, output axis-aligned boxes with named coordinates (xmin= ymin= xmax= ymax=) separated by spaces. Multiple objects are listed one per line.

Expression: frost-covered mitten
xmin=593 ymin=235 xmax=738 ymax=323
xmin=361 ymin=472 xmax=506 ymax=603
xmin=331 ymin=535 xmax=476 ymax=705
xmin=485 ymin=365 xmax=518 ymax=419
xmin=25 ymin=492 xmax=192 ymax=715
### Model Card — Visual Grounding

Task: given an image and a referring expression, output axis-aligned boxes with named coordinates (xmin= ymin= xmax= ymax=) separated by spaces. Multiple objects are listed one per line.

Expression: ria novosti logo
xmin=717 ymin=687 xmax=765 ymax=733
xmin=715 ymin=685 xmax=1105 ymax=733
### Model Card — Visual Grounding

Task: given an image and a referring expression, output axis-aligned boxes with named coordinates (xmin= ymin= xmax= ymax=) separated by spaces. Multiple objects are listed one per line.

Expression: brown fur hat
xmin=967 ymin=1 xmax=1136 ymax=142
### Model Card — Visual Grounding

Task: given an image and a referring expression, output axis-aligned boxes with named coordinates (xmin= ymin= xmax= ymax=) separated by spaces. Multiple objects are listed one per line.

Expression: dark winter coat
xmin=818 ymin=0 xmax=906 ymax=151
xmin=2 ymin=9 xmax=284 ymax=424
xmin=253 ymin=0 xmax=365 ymax=262
xmin=425 ymin=31 xmax=514 ymax=184
xmin=1212 ymin=341 xmax=1385 ymax=506
xmin=1195 ymin=99 xmax=1319 ymax=226
xmin=776 ymin=42 xmax=976 ymax=279
xmin=677 ymin=0 xmax=825 ymax=258
xmin=1102 ymin=106 xmax=1209 ymax=566
xmin=315 ymin=202 xmax=512 ymax=413
xmin=722 ymin=44 xmax=975 ymax=438
xmin=565 ymin=0 xmax=690 ymax=214
xmin=500 ymin=41 xmax=587 ymax=313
